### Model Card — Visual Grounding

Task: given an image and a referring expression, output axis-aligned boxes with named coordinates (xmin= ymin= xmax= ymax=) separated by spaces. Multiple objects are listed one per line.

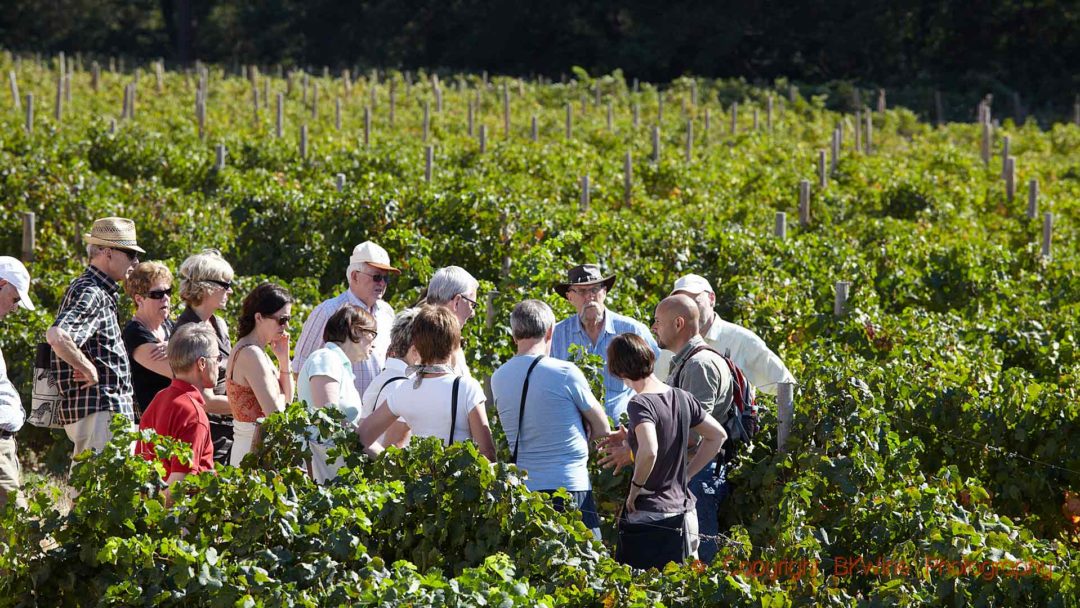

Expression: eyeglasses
xmin=568 ymin=284 xmax=605 ymax=296
xmin=357 ymin=329 xmax=378 ymax=341
xmin=359 ymin=271 xmax=393 ymax=284
xmin=112 ymin=248 xmax=139 ymax=262
xmin=458 ymin=294 xmax=479 ymax=311
xmin=266 ymin=314 xmax=291 ymax=326
xmin=146 ymin=288 xmax=173 ymax=300
xmin=207 ymin=279 xmax=233 ymax=290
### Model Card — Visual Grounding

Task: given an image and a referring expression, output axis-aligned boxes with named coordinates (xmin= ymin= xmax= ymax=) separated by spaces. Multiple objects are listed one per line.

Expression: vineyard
xmin=0 ymin=53 xmax=1079 ymax=606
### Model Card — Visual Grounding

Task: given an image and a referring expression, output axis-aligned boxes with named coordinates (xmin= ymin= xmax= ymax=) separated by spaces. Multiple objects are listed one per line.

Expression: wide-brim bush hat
xmin=83 ymin=217 xmax=145 ymax=254
xmin=555 ymin=264 xmax=616 ymax=298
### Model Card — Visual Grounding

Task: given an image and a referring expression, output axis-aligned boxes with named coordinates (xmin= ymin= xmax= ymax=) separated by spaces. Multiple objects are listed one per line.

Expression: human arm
xmin=625 ymin=422 xmax=658 ymax=513
xmin=357 ymin=401 xmax=398 ymax=457
xmin=306 ymin=375 xmax=341 ymax=409
xmin=200 ymin=390 xmax=232 ymax=415
xmin=234 ymin=346 xmax=292 ymax=416
xmin=45 ymin=326 xmax=98 ymax=386
xmin=132 ymin=342 xmax=174 ymax=379
xmin=467 ymin=405 xmax=497 ymax=461
xmin=162 ymin=471 xmax=188 ymax=507
xmin=581 ymin=404 xmax=612 ymax=442
xmin=687 ymin=414 xmax=727 ymax=478
xmin=383 ymin=421 xmax=412 ymax=447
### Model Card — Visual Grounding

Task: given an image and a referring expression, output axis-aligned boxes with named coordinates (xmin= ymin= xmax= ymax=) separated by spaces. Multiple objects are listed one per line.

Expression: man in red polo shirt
xmin=136 ymin=323 xmax=218 ymax=498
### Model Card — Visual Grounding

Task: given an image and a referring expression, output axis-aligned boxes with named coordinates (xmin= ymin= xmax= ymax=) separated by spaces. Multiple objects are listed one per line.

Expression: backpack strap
xmin=373 ymin=375 xmax=408 ymax=410
xmin=675 ymin=389 xmax=692 ymax=512
xmin=671 ymin=344 xmax=724 ymax=387
xmin=511 ymin=355 xmax=545 ymax=464
xmin=447 ymin=376 xmax=462 ymax=447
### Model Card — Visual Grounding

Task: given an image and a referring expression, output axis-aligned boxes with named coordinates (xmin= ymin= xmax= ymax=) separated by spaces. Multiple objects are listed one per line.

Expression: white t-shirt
xmin=385 ymin=374 xmax=485 ymax=445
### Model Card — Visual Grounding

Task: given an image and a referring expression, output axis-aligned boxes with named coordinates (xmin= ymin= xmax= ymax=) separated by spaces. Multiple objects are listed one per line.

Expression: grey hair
xmin=387 ymin=307 xmax=421 ymax=358
xmin=178 ymin=249 xmax=235 ymax=306
xmin=425 ymin=266 xmax=479 ymax=305
xmin=167 ymin=323 xmax=218 ymax=373
xmin=509 ymin=299 xmax=556 ymax=340
xmin=86 ymin=244 xmax=106 ymax=259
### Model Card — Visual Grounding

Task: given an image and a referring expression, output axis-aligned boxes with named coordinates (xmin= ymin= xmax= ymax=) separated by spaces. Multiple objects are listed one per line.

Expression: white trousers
xmin=64 ymin=411 xmax=123 ymax=473
xmin=231 ymin=421 xmax=258 ymax=467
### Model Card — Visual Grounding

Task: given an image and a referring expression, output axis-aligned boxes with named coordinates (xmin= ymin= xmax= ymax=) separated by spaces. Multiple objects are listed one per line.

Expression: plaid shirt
xmin=51 ymin=266 xmax=134 ymax=425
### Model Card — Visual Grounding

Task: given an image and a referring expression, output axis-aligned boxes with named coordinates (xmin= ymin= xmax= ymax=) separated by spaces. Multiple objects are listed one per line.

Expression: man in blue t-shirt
xmin=491 ymin=299 xmax=613 ymax=538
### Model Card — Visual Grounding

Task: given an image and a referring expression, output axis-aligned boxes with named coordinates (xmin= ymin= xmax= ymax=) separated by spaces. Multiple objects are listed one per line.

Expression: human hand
xmin=270 ymin=332 xmax=291 ymax=363
xmin=598 ymin=441 xmax=633 ymax=473
xmin=151 ymin=341 xmax=169 ymax=361
xmin=73 ymin=366 xmax=99 ymax=388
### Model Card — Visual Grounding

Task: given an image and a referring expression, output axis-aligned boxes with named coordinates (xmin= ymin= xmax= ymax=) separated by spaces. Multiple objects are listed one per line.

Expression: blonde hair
xmin=179 ymin=249 xmax=235 ymax=306
xmin=124 ymin=261 xmax=173 ymax=302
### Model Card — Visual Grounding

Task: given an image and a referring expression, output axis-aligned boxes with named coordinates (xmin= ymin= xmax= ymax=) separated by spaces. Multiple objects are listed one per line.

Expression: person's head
xmin=410 ymin=304 xmax=460 ymax=365
xmin=168 ymin=323 xmax=219 ymax=389
xmin=670 ymin=274 xmax=716 ymax=331
xmin=556 ymin=264 xmax=615 ymax=320
xmin=0 ymin=256 xmax=33 ymax=320
xmin=237 ymin=283 xmax=293 ymax=341
xmin=387 ymin=307 xmax=421 ymax=365
xmin=652 ymin=295 xmax=700 ymax=352
xmin=607 ymin=333 xmax=656 ymax=383
xmin=322 ymin=304 xmax=377 ymax=364
xmin=179 ymin=249 xmax=235 ymax=312
xmin=426 ymin=266 xmax=479 ymax=327
xmin=509 ymin=299 xmax=556 ymax=345
xmin=83 ymin=217 xmax=144 ymax=282
xmin=345 ymin=241 xmax=400 ymax=306
xmin=125 ymin=262 xmax=174 ymax=326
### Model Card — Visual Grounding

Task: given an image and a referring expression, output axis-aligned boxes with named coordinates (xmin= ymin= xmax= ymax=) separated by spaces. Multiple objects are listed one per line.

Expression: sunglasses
xmin=112 ymin=248 xmax=139 ymax=262
xmin=146 ymin=288 xmax=173 ymax=300
xmin=207 ymin=279 xmax=233 ymax=290
xmin=359 ymin=271 xmax=393 ymax=284
xmin=458 ymin=294 xmax=479 ymax=311
xmin=266 ymin=314 xmax=291 ymax=326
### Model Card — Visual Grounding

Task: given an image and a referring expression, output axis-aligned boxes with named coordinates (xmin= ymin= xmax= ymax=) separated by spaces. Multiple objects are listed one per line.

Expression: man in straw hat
xmin=0 ymin=256 xmax=34 ymax=508
xmin=293 ymin=241 xmax=401 ymax=397
xmin=551 ymin=264 xmax=658 ymax=421
xmin=46 ymin=217 xmax=144 ymax=467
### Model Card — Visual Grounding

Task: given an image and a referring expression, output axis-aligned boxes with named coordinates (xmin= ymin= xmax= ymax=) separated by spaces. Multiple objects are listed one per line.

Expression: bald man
xmin=651 ymin=294 xmax=734 ymax=564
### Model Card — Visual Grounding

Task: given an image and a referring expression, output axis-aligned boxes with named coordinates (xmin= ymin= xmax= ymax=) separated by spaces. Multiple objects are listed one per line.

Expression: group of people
xmin=0 ymin=215 xmax=795 ymax=567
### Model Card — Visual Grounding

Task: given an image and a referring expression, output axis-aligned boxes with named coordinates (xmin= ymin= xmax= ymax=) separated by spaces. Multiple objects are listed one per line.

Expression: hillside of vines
xmin=0 ymin=54 xmax=1079 ymax=606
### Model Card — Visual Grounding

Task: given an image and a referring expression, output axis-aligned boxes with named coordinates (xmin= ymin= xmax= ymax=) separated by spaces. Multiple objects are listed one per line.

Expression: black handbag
xmin=614 ymin=390 xmax=692 ymax=569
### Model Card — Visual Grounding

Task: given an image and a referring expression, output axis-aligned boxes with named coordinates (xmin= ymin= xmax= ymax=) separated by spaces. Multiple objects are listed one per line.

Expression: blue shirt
xmin=491 ymin=355 xmax=599 ymax=492
xmin=551 ymin=310 xmax=660 ymax=421
xmin=297 ymin=343 xmax=363 ymax=427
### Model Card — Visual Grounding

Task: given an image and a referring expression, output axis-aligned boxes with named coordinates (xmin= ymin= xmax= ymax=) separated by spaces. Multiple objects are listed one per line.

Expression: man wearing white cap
xmin=46 ymin=217 xmax=143 ymax=467
xmin=293 ymin=242 xmax=400 ymax=397
xmin=656 ymin=274 xmax=794 ymax=394
xmin=0 ymin=257 xmax=34 ymax=508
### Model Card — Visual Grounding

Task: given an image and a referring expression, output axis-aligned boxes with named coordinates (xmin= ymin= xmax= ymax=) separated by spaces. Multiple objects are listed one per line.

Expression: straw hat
xmin=83 ymin=217 xmax=145 ymax=254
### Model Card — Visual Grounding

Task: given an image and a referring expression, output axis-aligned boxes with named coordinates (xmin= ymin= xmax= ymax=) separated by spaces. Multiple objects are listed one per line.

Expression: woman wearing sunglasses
xmin=122 ymin=262 xmax=176 ymax=420
xmin=225 ymin=282 xmax=294 ymax=466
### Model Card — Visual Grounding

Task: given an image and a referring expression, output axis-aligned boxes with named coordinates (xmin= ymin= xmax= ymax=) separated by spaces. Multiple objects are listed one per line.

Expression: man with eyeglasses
xmin=46 ymin=217 xmax=143 ymax=468
xmin=0 ymin=257 xmax=34 ymax=508
xmin=551 ymin=264 xmax=659 ymax=421
xmin=293 ymin=241 xmax=400 ymax=397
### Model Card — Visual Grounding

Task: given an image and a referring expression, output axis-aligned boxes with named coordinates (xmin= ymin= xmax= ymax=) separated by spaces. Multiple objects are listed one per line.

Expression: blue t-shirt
xmin=491 ymin=355 xmax=600 ymax=492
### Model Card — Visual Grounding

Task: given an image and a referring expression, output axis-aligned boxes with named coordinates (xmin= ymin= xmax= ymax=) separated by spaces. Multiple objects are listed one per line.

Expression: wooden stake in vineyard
xmin=684 ymin=119 xmax=693 ymax=161
xmin=215 ymin=144 xmax=226 ymax=171
xmin=1001 ymin=135 xmax=1011 ymax=178
xmin=364 ymin=106 xmax=371 ymax=148
xmin=775 ymin=211 xmax=787 ymax=239
xmin=1041 ymin=213 xmax=1053 ymax=259
xmin=1027 ymin=179 xmax=1038 ymax=220
xmin=565 ymin=103 xmax=572 ymax=139
xmin=311 ymin=83 xmax=319 ymax=119
xmin=652 ymin=125 xmax=661 ymax=163
xmin=580 ymin=175 xmax=590 ymax=211
xmin=479 ymin=124 xmax=488 ymax=153
xmin=981 ymin=121 xmax=992 ymax=166
xmin=830 ymin=130 xmax=840 ymax=175
xmin=336 ymin=173 xmax=346 ymax=192
xmin=623 ymin=152 xmax=633 ymax=204
xmin=818 ymin=150 xmax=827 ymax=188
xmin=276 ymin=93 xmax=284 ymax=138
xmin=54 ymin=74 xmax=63 ymax=124
xmin=503 ymin=82 xmax=510 ymax=137
xmin=530 ymin=115 xmax=538 ymax=142
xmin=703 ymin=108 xmax=710 ymax=141
xmin=467 ymin=100 xmax=474 ymax=137
xmin=300 ymin=124 xmax=309 ymax=160
xmin=864 ymin=111 xmax=873 ymax=154
xmin=855 ymin=110 xmax=862 ymax=151
xmin=21 ymin=212 xmax=35 ymax=262
xmin=730 ymin=102 xmax=738 ymax=135
xmin=606 ymin=101 xmax=613 ymax=132
xmin=798 ymin=180 xmax=811 ymax=226
xmin=834 ymin=281 xmax=851 ymax=316
xmin=1004 ymin=156 xmax=1016 ymax=203
xmin=767 ymin=94 xmax=774 ymax=131
xmin=633 ymin=102 xmax=640 ymax=129
xmin=424 ymin=145 xmax=433 ymax=183
xmin=8 ymin=71 xmax=19 ymax=110
xmin=776 ymin=381 xmax=794 ymax=453
xmin=91 ymin=62 xmax=100 ymax=91
xmin=335 ymin=98 xmax=342 ymax=131
xmin=422 ymin=101 xmax=430 ymax=143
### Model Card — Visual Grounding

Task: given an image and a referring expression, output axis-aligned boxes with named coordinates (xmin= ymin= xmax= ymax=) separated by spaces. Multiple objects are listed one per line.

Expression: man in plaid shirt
xmin=46 ymin=218 xmax=144 ymax=467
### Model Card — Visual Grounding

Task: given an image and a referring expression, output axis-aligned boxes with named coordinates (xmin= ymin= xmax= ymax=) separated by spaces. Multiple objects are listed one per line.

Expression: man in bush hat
xmin=46 ymin=217 xmax=144 ymax=467
xmin=551 ymin=264 xmax=658 ymax=420
xmin=0 ymin=256 xmax=34 ymax=508
xmin=293 ymin=241 xmax=400 ymax=396
xmin=655 ymin=274 xmax=794 ymax=394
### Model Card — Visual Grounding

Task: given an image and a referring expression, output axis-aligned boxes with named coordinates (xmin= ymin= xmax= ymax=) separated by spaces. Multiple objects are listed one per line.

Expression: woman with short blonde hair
xmin=123 ymin=261 xmax=176 ymax=419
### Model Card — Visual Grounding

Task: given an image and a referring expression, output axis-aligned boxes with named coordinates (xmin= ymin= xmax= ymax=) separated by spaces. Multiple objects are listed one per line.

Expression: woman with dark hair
xmin=296 ymin=305 xmax=378 ymax=482
xmin=357 ymin=305 xmax=495 ymax=461
xmin=603 ymin=333 xmax=727 ymax=568
xmin=225 ymin=283 xmax=294 ymax=466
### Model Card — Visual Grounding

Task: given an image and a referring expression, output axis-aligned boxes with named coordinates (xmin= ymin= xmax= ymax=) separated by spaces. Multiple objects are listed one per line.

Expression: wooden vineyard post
xmin=54 ymin=73 xmax=63 ymax=124
xmin=503 ymin=82 xmax=510 ymax=138
xmin=24 ymin=93 xmax=32 ymax=135
xmin=834 ymin=281 xmax=851 ymax=316
xmin=855 ymin=109 xmax=862 ymax=151
xmin=818 ymin=150 xmax=827 ymax=188
xmin=335 ymin=173 xmax=346 ymax=192
xmin=530 ymin=115 xmax=538 ymax=142
xmin=1027 ymin=179 xmax=1038 ymax=220
xmin=91 ymin=62 xmax=100 ymax=92
xmin=753 ymin=108 xmax=759 ymax=131
xmin=633 ymin=102 xmax=640 ymax=129
xmin=877 ymin=89 xmax=886 ymax=113
xmin=434 ymin=84 xmax=443 ymax=113
xmin=657 ymin=93 xmax=664 ymax=125
xmin=467 ymin=99 xmax=474 ymax=137
xmin=565 ymin=103 xmax=572 ymax=139
xmin=684 ymin=119 xmax=693 ymax=162
xmin=775 ymin=212 xmax=787 ymax=239
xmin=479 ymin=124 xmax=488 ymax=153
xmin=422 ymin=101 xmax=430 ymax=143
xmin=300 ymin=124 xmax=308 ymax=160
xmin=703 ymin=109 xmax=710 ymax=142
xmin=424 ymin=145 xmax=433 ymax=183
xmin=861 ymin=111 xmax=871 ymax=154
xmin=389 ymin=81 xmax=396 ymax=127
xmin=1041 ymin=213 xmax=1053 ymax=259
xmin=335 ymin=98 xmax=342 ymax=131
xmin=606 ymin=101 xmax=613 ymax=132
xmin=363 ymin=106 xmax=371 ymax=148
xmin=690 ymin=79 xmax=697 ymax=107
xmin=1075 ymin=97 xmax=1080 ymax=126
xmin=9 ymin=71 xmax=19 ymax=110
xmin=580 ymin=175 xmax=590 ymax=212
xmin=276 ymin=93 xmax=284 ymax=138
xmin=777 ymin=381 xmax=794 ymax=454
xmin=652 ymin=125 xmax=661 ymax=163
xmin=215 ymin=144 xmax=226 ymax=171
xmin=981 ymin=121 xmax=992 ymax=166
xmin=311 ymin=83 xmax=319 ymax=119
xmin=1001 ymin=135 xmax=1010 ymax=178
xmin=730 ymin=102 xmax=738 ymax=135
xmin=624 ymin=151 xmax=633 ymax=204
xmin=21 ymin=212 xmax=35 ymax=262
xmin=798 ymin=180 xmax=811 ymax=227
xmin=830 ymin=129 xmax=840 ymax=174
xmin=1004 ymin=156 xmax=1016 ymax=203
xmin=767 ymin=94 xmax=774 ymax=131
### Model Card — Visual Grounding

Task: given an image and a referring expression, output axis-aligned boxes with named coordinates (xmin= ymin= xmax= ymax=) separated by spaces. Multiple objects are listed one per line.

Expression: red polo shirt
xmin=136 ymin=378 xmax=215 ymax=477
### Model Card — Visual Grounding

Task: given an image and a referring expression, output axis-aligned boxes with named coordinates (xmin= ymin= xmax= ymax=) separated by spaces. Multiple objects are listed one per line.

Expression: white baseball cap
xmin=0 ymin=256 xmax=34 ymax=310
xmin=348 ymin=241 xmax=400 ymax=273
xmin=670 ymin=273 xmax=714 ymax=296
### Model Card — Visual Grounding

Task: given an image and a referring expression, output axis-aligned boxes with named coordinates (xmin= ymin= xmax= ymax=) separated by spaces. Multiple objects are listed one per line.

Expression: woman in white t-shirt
xmin=297 ymin=305 xmax=377 ymax=482
xmin=358 ymin=305 xmax=496 ymax=461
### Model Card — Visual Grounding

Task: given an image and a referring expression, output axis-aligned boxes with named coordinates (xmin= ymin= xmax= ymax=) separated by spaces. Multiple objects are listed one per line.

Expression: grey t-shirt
xmin=627 ymin=388 xmax=705 ymax=513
